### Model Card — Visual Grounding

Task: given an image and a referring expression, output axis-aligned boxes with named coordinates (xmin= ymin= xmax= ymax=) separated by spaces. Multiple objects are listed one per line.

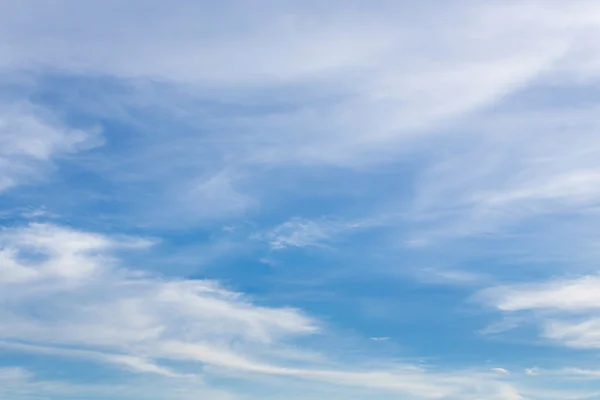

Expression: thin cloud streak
xmin=0 ymin=223 xmax=531 ymax=399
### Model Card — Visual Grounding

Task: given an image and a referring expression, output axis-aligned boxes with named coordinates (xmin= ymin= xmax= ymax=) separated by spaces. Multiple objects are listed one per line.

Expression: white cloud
xmin=19 ymin=206 xmax=58 ymax=220
xmin=412 ymin=268 xmax=489 ymax=287
xmin=0 ymin=341 xmax=182 ymax=378
xmin=479 ymin=317 xmax=523 ymax=336
xmin=1 ymin=0 xmax=599 ymax=231
xmin=552 ymin=368 xmax=600 ymax=380
xmin=0 ymin=103 xmax=101 ymax=192
xmin=0 ymin=222 xmax=534 ymax=399
xmin=525 ymin=368 xmax=539 ymax=376
xmin=492 ymin=368 xmax=511 ymax=375
xmin=2 ymin=0 xmax=599 ymax=168
xmin=0 ymin=223 xmax=317 ymax=366
xmin=481 ymin=276 xmax=600 ymax=312
xmin=259 ymin=216 xmax=383 ymax=250
xmin=261 ymin=218 xmax=340 ymax=250
xmin=0 ymin=366 xmax=239 ymax=400
xmin=180 ymin=170 xmax=255 ymax=219
xmin=478 ymin=275 xmax=600 ymax=350
xmin=519 ymin=366 xmax=600 ymax=381
xmin=544 ymin=318 xmax=600 ymax=349
xmin=0 ymin=1 xmax=395 ymax=87
xmin=408 ymin=104 xmax=600 ymax=250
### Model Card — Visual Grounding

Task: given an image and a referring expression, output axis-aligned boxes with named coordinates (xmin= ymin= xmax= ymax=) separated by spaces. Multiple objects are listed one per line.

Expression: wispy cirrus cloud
xmin=258 ymin=216 xmax=384 ymax=250
xmin=2 ymin=0 xmax=599 ymax=230
xmin=0 ymin=223 xmax=317 ymax=349
xmin=409 ymin=106 xmax=600 ymax=240
xmin=3 ymin=0 xmax=599 ymax=167
xmin=478 ymin=275 xmax=600 ymax=350
xmin=0 ymin=103 xmax=101 ymax=192
xmin=0 ymin=366 xmax=239 ymax=400
xmin=0 ymin=222 xmax=540 ymax=399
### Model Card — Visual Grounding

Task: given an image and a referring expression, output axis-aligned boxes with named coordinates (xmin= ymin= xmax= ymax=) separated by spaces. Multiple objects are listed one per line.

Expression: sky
xmin=2 ymin=1 xmax=600 ymax=399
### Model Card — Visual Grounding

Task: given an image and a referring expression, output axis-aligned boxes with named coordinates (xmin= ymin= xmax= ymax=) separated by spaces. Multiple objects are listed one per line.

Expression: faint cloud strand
xmin=0 ymin=103 xmax=102 ymax=192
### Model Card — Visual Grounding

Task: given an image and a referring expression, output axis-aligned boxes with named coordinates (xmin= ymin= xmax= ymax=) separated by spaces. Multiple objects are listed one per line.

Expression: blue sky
xmin=2 ymin=1 xmax=600 ymax=399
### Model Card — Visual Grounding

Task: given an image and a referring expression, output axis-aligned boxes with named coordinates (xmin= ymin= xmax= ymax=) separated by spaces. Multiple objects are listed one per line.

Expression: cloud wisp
xmin=0 ymin=222 xmax=535 ymax=399
xmin=479 ymin=275 xmax=600 ymax=350
xmin=0 ymin=102 xmax=101 ymax=192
